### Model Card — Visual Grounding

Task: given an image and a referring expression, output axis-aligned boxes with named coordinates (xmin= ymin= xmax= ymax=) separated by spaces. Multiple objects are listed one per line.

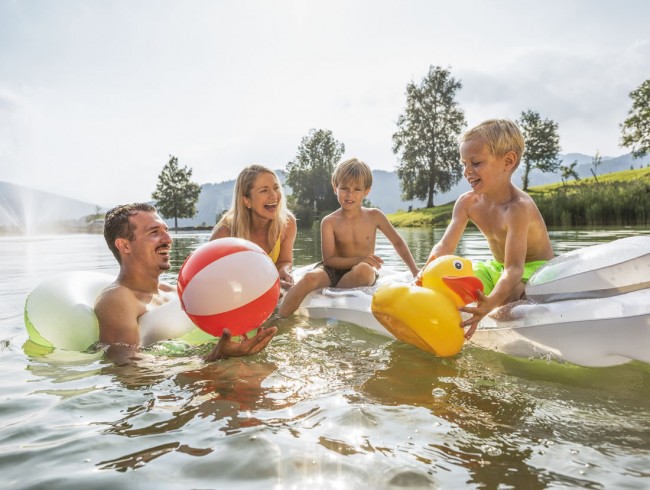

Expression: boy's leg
xmin=336 ymin=262 xmax=378 ymax=289
xmin=277 ymin=269 xmax=331 ymax=317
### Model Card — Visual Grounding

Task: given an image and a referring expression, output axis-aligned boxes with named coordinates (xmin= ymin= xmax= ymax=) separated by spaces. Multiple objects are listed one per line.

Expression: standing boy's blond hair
xmin=460 ymin=119 xmax=525 ymax=170
xmin=332 ymin=158 xmax=373 ymax=189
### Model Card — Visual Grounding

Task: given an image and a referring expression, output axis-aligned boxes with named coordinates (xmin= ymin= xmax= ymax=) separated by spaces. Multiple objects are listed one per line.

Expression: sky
xmin=1 ymin=0 xmax=649 ymax=207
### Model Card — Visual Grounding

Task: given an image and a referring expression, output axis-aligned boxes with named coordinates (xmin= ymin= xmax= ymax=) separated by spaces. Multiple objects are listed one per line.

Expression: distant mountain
xmin=568 ymin=153 xmax=648 ymax=179
xmin=4 ymin=153 xmax=647 ymax=233
xmin=0 ymin=181 xmax=102 ymax=234
xmin=162 ymin=170 xmax=288 ymax=228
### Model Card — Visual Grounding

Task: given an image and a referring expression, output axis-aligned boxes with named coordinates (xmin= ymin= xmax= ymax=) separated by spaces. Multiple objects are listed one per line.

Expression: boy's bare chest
xmin=333 ymin=221 xmax=376 ymax=247
xmin=469 ymin=204 xmax=507 ymax=237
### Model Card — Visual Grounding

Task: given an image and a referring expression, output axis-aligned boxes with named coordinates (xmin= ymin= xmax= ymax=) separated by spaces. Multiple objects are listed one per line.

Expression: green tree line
xmin=286 ymin=69 xmax=648 ymax=228
xmin=145 ymin=70 xmax=649 ymax=229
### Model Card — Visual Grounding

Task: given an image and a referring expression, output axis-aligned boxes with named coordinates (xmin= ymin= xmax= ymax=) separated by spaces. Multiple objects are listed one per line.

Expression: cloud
xmin=457 ymin=42 xmax=650 ymax=154
xmin=0 ymin=89 xmax=33 ymax=178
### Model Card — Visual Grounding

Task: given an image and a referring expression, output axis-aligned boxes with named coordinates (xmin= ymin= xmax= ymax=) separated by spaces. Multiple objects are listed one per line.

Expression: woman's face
xmin=244 ymin=172 xmax=282 ymax=219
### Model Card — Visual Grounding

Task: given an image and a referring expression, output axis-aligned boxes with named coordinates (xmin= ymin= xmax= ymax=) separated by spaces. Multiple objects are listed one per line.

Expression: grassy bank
xmin=388 ymin=166 xmax=650 ymax=227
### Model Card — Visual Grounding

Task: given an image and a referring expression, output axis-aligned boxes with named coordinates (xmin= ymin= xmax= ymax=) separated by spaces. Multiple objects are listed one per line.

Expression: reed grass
xmin=388 ymin=167 xmax=650 ymax=227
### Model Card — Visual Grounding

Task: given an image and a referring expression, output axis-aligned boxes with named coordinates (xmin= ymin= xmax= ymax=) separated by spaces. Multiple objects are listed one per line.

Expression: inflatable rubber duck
xmin=371 ymin=255 xmax=484 ymax=357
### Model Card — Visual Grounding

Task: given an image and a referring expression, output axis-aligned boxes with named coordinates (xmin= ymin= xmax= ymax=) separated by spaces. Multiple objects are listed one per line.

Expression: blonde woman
xmin=210 ymin=165 xmax=297 ymax=289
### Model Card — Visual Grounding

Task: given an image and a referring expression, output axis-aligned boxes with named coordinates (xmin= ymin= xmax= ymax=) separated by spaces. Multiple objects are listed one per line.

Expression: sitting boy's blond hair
xmin=332 ymin=158 xmax=373 ymax=189
xmin=460 ymin=119 xmax=525 ymax=169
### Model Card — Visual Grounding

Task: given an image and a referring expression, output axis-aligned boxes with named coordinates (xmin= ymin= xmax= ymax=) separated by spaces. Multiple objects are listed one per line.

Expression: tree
xmin=620 ymin=79 xmax=650 ymax=159
xmin=560 ymin=160 xmax=580 ymax=186
xmin=392 ymin=66 xmax=466 ymax=208
xmin=517 ymin=110 xmax=561 ymax=191
xmin=590 ymin=150 xmax=603 ymax=182
xmin=285 ymin=129 xmax=344 ymax=226
xmin=151 ymin=155 xmax=201 ymax=229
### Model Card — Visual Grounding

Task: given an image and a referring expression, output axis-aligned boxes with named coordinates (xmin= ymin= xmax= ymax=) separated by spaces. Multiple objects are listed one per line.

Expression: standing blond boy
xmin=422 ymin=119 xmax=554 ymax=338
xmin=279 ymin=158 xmax=419 ymax=317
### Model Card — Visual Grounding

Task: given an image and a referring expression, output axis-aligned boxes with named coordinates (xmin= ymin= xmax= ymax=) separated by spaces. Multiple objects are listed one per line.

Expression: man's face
xmin=126 ymin=211 xmax=173 ymax=271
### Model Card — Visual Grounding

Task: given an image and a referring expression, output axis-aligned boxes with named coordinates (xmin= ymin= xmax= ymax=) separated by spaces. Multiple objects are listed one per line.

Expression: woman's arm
xmin=209 ymin=224 xmax=232 ymax=241
xmin=276 ymin=216 xmax=297 ymax=287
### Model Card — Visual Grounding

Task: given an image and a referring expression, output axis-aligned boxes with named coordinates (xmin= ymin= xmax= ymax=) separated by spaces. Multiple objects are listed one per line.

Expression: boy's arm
xmin=424 ymin=194 xmax=471 ymax=264
xmin=460 ymin=202 xmax=529 ymax=338
xmin=375 ymin=210 xmax=418 ymax=275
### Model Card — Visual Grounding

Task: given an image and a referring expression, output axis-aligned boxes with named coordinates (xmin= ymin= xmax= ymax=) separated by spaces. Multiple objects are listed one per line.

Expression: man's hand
xmin=204 ymin=325 xmax=278 ymax=362
xmin=459 ymin=289 xmax=490 ymax=339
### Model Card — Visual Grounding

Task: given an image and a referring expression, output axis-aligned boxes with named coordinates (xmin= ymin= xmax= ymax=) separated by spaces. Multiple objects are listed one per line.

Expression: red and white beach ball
xmin=177 ymin=237 xmax=280 ymax=337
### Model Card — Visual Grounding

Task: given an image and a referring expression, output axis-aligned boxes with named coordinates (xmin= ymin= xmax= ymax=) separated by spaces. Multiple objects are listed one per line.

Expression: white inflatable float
xmin=24 ymin=238 xmax=280 ymax=353
xmin=24 ymin=236 xmax=650 ymax=367
xmin=24 ymin=271 xmax=211 ymax=352
xmin=290 ymin=236 xmax=650 ymax=367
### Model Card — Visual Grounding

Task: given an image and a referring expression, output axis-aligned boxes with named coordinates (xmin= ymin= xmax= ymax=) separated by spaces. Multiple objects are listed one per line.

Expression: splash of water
xmin=0 ymin=182 xmax=100 ymax=235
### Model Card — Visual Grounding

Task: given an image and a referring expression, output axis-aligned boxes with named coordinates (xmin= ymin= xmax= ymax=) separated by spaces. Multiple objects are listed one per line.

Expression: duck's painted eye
xmin=453 ymin=260 xmax=463 ymax=270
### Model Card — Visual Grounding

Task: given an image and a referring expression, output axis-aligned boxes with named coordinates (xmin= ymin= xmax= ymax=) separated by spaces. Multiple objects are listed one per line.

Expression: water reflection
xmin=4 ymin=228 xmax=650 ymax=488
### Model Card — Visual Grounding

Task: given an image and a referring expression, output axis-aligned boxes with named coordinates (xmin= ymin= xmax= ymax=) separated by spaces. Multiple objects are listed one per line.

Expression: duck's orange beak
xmin=442 ymin=275 xmax=484 ymax=305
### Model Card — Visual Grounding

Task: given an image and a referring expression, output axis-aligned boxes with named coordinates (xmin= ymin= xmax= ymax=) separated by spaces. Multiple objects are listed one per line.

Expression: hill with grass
xmin=387 ymin=166 xmax=650 ymax=228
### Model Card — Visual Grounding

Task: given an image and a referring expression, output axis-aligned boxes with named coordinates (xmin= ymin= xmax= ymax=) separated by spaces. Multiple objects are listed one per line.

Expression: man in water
xmin=95 ymin=203 xmax=277 ymax=365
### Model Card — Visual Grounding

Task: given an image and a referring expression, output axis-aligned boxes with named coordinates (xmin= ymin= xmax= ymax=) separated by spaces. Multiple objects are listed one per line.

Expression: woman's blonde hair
xmin=460 ymin=119 xmax=525 ymax=168
xmin=217 ymin=164 xmax=293 ymax=246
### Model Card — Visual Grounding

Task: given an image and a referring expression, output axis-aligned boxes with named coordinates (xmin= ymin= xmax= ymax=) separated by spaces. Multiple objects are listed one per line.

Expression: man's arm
xmin=95 ymin=287 xmax=142 ymax=364
xmin=96 ymin=287 xmax=141 ymax=345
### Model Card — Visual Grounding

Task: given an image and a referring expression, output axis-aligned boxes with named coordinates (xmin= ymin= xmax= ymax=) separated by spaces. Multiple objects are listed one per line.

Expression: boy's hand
xmin=458 ymin=290 xmax=490 ymax=339
xmin=413 ymin=269 xmax=423 ymax=286
xmin=204 ymin=325 xmax=278 ymax=362
xmin=279 ymin=269 xmax=294 ymax=289
xmin=362 ymin=255 xmax=384 ymax=269
xmin=413 ymin=254 xmax=436 ymax=286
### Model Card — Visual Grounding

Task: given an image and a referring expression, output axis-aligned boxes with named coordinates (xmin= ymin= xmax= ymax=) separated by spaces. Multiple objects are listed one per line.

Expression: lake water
xmin=1 ymin=227 xmax=649 ymax=489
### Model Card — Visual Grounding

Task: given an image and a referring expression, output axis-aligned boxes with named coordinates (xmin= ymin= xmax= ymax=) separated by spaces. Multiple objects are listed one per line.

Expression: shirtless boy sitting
xmin=278 ymin=158 xmax=419 ymax=317
xmin=420 ymin=119 xmax=554 ymax=338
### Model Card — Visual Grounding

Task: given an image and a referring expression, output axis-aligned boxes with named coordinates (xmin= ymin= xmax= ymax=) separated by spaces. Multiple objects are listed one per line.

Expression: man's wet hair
xmin=104 ymin=203 xmax=157 ymax=263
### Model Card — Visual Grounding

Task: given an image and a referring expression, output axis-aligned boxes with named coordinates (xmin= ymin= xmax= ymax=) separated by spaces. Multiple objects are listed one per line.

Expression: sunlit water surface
xmin=1 ymin=228 xmax=649 ymax=489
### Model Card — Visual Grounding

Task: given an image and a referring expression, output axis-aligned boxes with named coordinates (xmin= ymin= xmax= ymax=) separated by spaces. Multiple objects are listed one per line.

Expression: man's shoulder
xmin=95 ymin=282 xmax=134 ymax=309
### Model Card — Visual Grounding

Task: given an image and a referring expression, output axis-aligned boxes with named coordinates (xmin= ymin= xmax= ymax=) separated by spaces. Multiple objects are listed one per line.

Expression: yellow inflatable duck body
xmin=371 ymin=256 xmax=484 ymax=357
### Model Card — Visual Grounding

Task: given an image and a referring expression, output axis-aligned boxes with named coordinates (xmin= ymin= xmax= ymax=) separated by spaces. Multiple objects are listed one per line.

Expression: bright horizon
xmin=1 ymin=0 xmax=649 ymax=207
